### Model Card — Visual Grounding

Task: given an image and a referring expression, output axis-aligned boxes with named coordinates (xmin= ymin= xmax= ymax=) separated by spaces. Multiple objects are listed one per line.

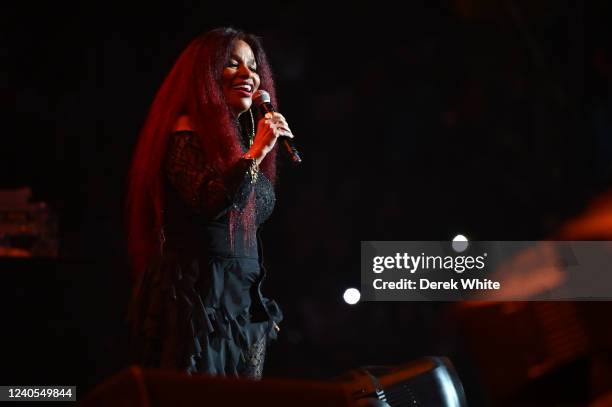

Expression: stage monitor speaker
xmin=336 ymin=357 xmax=467 ymax=407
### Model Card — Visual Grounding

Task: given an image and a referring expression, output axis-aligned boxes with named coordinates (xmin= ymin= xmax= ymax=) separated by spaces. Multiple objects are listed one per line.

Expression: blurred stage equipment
xmin=0 ymin=187 xmax=58 ymax=258
xmin=336 ymin=357 xmax=467 ymax=407
xmin=78 ymin=366 xmax=353 ymax=407
xmin=453 ymin=301 xmax=590 ymax=402
xmin=451 ymin=189 xmax=612 ymax=404
xmin=79 ymin=357 xmax=467 ymax=407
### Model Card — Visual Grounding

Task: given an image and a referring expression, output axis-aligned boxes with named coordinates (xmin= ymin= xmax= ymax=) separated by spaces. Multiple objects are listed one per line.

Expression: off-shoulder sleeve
xmin=164 ymin=130 xmax=257 ymax=220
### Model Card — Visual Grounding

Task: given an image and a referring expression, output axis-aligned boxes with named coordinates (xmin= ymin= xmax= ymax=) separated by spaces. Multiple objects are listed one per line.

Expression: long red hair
xmin=126 ymin=27 xmax=278 ymax=279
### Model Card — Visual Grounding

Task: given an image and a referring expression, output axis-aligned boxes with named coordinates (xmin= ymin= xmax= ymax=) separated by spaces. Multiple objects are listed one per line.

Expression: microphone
xmin=252 ymin=90 xmax=302 ymax=164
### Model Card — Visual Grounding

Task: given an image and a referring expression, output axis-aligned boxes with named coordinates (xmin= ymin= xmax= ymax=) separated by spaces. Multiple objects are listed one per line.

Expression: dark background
xmin=3 ymin=0 xmax=612 ymax=405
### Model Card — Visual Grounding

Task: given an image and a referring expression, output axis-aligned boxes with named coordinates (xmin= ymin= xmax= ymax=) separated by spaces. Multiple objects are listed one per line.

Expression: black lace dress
xmin=127 ymin=129 xmax=282 ymax=379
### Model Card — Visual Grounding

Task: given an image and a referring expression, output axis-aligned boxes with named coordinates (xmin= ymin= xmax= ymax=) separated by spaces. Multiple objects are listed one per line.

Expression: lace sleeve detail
xmin=164 ymin=130 xmax=256 ymax=219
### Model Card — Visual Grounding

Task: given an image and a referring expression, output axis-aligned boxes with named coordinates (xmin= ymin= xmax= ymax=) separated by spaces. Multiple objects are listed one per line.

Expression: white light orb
xmin=452 ymin=234 xmax=469 ymax=253
xmin=343 ymin=288 xmax=361 ymax=305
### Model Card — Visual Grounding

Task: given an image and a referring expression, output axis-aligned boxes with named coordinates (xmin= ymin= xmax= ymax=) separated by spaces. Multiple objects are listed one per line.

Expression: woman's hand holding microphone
xmin=244 ymin=112 xmax=294 ymax=165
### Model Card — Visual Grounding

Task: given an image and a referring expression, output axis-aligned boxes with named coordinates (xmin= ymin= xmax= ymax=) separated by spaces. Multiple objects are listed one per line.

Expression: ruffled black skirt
xmin=126 ymin=245 xmax=282 ymax=378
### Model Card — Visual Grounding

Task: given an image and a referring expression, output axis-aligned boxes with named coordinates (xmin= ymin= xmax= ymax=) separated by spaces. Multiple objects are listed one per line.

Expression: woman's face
xmin=222 ymin=39 xmax=260 ymax=117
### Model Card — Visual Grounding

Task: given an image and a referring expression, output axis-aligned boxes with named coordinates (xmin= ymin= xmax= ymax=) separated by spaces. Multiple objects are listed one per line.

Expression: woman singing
xmin=126 ymin=27 xmax=290 ymax=379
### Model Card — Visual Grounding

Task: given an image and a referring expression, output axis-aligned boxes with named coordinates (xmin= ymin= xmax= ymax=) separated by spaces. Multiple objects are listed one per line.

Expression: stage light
xmin=452 ymin=234 xmax=469 ymax=253
xmin=343 ymin=288 xmax=361 ymax=305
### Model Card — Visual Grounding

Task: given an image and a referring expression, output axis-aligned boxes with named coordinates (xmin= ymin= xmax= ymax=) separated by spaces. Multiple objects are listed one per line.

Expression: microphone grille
xmin=252 ymin=90 xmax=270 ymax=106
